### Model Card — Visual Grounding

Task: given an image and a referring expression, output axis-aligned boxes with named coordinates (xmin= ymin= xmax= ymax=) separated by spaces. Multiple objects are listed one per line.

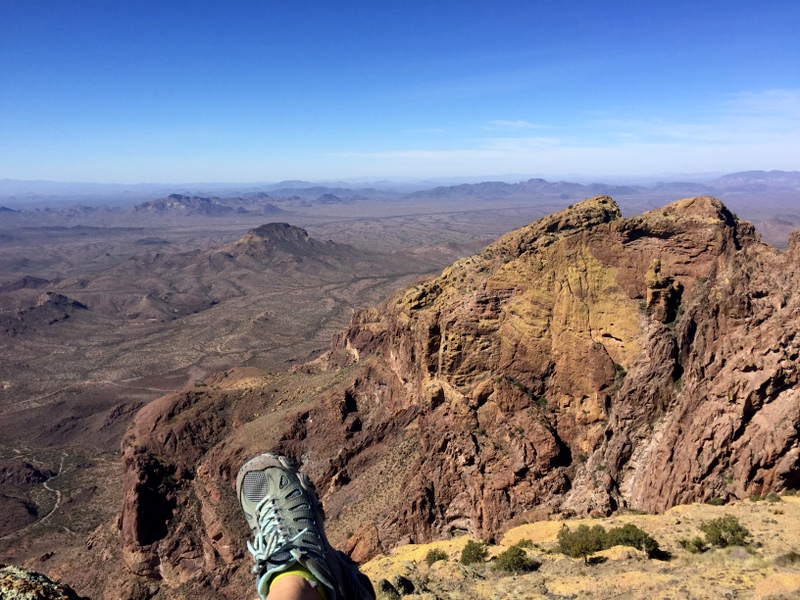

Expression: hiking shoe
xmin=236 ymin=452 xmax=375 ymax=600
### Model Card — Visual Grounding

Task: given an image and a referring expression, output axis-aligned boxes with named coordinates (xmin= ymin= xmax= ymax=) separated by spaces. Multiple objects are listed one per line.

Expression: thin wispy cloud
xmin=724 ymin=89 xmax=800 ymax=116
xmin=588 ymin=89 xmax=800 ymax=144
xmin=330 ymin=89 xmax=800 ymax=178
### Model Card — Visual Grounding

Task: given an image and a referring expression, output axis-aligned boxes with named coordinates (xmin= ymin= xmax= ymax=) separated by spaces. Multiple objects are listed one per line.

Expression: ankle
xmin=266 ymin=571 xmax=325 ymax=600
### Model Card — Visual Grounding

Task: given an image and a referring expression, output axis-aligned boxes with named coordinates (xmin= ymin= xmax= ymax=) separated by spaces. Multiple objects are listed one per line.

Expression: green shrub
xmin=774 ymin=551 xmax=800 ymax=567
xmin=782 ymin=488 xmax=798 ymax=497
xmin=494 ymin=546 xmax=533 ymax=573
xmin=750 ymin=495 xmax=764 ymax=502
xmin=425 ymin=548 xmax=448 ymax=566
xmin=557 ymin=524 xmax=606 ymax=564
xmin=678 ymin=537 xmax=707 ymax=554
xmin=700 ymin=515 xmax=751 ymax=548
xmin=513 ymin=538 xmax=534 ymax=549
xmin=766 ymin=491 xmax=782 ymax=503
xmin=460 ymin=540 xmax=488 ymax=565
xmin=705 ymin=497 xmax=727 ymax=506
xmin=558 ymin=523 xmax=662 ymax=562
xmin=605 ymin=523 xmax=660 ymax=557
xmin=376 ymin=578 xmax=400 ymax=599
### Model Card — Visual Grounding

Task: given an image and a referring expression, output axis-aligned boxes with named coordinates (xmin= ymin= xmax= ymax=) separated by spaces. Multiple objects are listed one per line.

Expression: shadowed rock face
xmin=107 ymin=196 xmax=800 ymax=599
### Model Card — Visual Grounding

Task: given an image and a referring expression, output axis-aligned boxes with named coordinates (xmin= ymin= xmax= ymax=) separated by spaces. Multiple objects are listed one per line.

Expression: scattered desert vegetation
xmin=363 ymin=495 xmax=800 ymax=599
xmin=557 ymin=522 xmax=661 ymax=562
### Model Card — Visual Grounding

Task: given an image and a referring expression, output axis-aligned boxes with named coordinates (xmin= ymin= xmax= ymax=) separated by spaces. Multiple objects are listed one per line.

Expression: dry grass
xmin=363 ymin=496 xmax=800 ymax=599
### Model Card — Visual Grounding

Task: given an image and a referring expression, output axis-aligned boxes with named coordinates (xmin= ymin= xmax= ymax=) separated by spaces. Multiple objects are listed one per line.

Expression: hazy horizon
xmin=3 ymin=168 xmax=797 ymax=193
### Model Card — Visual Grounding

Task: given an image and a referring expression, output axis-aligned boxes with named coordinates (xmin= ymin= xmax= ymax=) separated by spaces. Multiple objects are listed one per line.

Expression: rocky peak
xmin=226 ymin=223 xmax=356 ymax=266
xmin=134 ymin=194 xmax=234 ymax=215
xmin=484 ymin=194 xmax=620 ymax=261
xmin=36 ymin=291 xmax=88 ymax=310
xmin=106 ymin=195 xmax=800 ymax=599
xmin=0 ymin=459 xmax=55 ymax=485
xmin=240 ymin=222 xmax=311 ymax=246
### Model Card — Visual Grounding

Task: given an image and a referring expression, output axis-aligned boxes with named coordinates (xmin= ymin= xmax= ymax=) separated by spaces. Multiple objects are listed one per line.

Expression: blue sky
xmin=1 ymin=1 xmax=798 ymax=183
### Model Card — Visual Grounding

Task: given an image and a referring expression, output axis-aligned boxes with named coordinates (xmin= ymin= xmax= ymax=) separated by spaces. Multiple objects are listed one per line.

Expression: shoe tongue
xmin=242 ymin=471 xmax=269 ymax=502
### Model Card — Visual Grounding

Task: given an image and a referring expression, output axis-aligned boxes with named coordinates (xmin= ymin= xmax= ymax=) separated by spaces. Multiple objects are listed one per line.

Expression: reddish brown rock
xmin=98 ymin=196 xmax=800 ymax=599
xmin=343 ymin=523 xmax=383 ymax=564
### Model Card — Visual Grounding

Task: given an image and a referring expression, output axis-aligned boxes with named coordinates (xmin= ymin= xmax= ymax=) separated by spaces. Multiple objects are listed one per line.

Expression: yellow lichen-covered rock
xmin=0 ymin=565 xmax=87 ymax=600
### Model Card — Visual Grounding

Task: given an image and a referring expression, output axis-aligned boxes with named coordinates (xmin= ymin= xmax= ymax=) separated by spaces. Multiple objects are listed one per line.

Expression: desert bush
xmin=705 ymin=497 xmax=727 ymax=506
xmin=766 ymin=491 xmax=782 ymax=503
xmin=557 ymin=524 xmax=607 ymax=563
xmin=782 ymin=488 xmax=797 ymax=497
xmin=391 ymin=575 xmax=415 ymax=595
xmin=678 ymin=536 xmax=708 ymax=554
xmin=425 ymin=548 xmax=448 ymax=566
xmin=774 ymin=551 xmax=800 ymax=567
xmin=460 ymin=540 xmax=488 ymax=565
xmin=494 ymin=546 xmax=533 ymax=573
xmin=513 ymin=538 xmax=534 ymax=549
xmin=376 ymin=579 xmax=400 ymax=600
xmin=558 ymin=523 xmax=661 ymax=562
xmin=605 ymin=523 xmax=660 ymax=557
xmin=700 ymin=515 xmax=751 ymax=548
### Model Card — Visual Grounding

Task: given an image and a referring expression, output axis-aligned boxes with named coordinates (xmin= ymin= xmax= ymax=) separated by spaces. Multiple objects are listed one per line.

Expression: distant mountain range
xmin=1 ymin=170 xmax=798 ymax=206
xmin=1 ymin=171 xmax=797 ymax=250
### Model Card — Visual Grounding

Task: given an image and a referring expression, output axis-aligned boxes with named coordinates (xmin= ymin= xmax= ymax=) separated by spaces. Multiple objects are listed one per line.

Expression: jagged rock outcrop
xmin=133 ymin=194 xmax=236 ymax=216
xmin=105 ymin=196 xmax=800 ymax=599
xmin=0 ymin=460 xmax=56 ymax=485
xmin=226 ymin=223 xmax=359 ymax=260
xmin=0 ymin=292 xmax=88 ymax=335
xmin=0 ymin=564 xmax=88 ymax=600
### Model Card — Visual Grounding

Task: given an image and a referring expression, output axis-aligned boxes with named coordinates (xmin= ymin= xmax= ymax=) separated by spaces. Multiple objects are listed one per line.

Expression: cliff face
xmin=105 ymin=196 xmax=799 ymax=599
xmin=322 ymin=195 xmax=798 ymax=529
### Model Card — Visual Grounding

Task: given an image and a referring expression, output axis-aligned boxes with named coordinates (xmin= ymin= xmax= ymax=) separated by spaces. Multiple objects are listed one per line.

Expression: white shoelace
xmin=247 ymin=496 xmax=310 ymax=574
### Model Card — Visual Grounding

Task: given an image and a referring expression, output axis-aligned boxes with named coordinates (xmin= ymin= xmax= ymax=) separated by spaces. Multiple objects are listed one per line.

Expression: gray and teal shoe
xmin=236 ymin=452 xmax=375 ymax=600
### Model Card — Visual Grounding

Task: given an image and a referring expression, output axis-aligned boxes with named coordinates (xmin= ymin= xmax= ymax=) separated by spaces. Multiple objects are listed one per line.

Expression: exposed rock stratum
xmin=99 ymin=196 xmax=799 ymax=599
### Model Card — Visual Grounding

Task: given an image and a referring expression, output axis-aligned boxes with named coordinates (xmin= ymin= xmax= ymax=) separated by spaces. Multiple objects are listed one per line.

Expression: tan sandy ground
xmin=362 ymin=495 xmax=800 ymax=599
